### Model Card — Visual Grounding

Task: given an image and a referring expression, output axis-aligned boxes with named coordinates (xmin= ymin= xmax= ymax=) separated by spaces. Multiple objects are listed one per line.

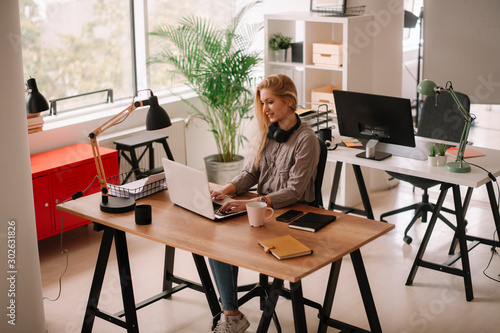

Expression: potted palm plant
xmin=148 ymin=1 xmax=263 ymax=184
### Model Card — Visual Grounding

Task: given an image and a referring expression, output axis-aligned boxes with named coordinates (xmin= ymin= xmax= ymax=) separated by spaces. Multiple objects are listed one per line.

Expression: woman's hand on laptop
xmin=219 ymin=199 xmax=251 ymax=213
xmin=210 ymin=183 xmax=237 ymax=201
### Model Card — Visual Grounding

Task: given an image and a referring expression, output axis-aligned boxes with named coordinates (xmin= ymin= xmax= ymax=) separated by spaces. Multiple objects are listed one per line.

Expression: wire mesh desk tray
xmin=106 ymin=169 xmax=167 ymax=200
xmin=318 ymin=5 xmax=366 ymax=17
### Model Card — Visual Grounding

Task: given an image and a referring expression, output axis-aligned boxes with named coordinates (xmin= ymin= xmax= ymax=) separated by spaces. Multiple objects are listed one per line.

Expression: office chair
xmin=380 ymin=91 xmax=471 ymax=244
xmin=236 ymin=138 xmax=328 ymax=332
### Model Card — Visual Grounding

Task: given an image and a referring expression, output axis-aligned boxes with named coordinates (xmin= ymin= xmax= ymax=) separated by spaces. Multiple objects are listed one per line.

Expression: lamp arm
xmin=88 ymin=100 xmax=149 ymax=200
xmin=446 ymin=86 xmax=472 ymax=165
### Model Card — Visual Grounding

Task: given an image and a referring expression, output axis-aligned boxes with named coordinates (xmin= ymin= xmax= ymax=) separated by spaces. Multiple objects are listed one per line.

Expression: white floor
xmin=38 ymin=106 xmax=500 ymax=332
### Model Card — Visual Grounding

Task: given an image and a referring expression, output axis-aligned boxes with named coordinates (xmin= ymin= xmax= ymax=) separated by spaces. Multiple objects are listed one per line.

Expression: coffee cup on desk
xmin=246 ymin=202 xmax=274 ymax=227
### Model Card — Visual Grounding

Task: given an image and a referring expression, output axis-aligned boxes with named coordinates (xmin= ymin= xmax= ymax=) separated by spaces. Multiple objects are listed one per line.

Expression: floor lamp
xmin=89 ymin=90 xmax=171 ymax=213
xmin=404 ymin=8 xmax=424 ymax=126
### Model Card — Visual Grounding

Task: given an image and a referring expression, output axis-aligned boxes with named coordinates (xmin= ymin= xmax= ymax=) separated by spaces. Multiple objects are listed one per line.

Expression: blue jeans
xmin=209 ymin=258 xmax=239 ymax=312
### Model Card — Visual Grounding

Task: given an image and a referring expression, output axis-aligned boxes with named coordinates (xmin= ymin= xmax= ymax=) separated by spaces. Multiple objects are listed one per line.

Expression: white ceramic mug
xmin=246 ymin=201 xmax=274 ymax=227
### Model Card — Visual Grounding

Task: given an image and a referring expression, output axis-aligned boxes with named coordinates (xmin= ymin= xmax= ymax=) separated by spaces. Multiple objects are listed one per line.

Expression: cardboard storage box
xmin=312 ymin=41 xmax=343 ymax=67
xmin=311 ymin=84 xmax=340 ymax=111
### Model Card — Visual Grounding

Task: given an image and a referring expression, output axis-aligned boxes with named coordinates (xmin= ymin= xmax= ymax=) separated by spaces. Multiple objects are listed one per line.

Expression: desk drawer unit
xmin=31 ymin=143 xmax=118 ymax=240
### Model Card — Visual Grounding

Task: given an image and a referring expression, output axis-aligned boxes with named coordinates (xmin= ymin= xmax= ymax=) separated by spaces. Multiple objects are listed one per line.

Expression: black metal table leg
xmin=192 ymin=254 xmax=221 ymax=328
xmin=163 ymin=245 xmax=175 ymax=292
xmin=290 ymin=280 xmax=307 ymax=333
xmin=317 ymin=259 xmax=342 ymax=333
xmin=160 ymin=139 xmax=175 ymax=161
xmin=451 ymin=185 xmax=473 ymax=301
xmin=351 ymin=249 xmax=382 ymax=333
xmin=257 ymin=279 xmax=284 ymax=333
xmin=448 ymin=187 xmax=473 ymax=255
xmin=486 ymin=181 xmax=500 ymax=244
xmin=406 ymin=183 xmax=450 ymax=286
xmin=352 ymin=165 xmax=374 ymax=220
xmin=82 ymin=227 xmax=114 ymax=333
xmin=114 ymin=230 xmax=139 ymax=332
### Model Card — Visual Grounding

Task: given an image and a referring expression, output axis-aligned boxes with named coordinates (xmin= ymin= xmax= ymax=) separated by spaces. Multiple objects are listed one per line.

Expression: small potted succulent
xmin=437 ymin=143 xmax=448 ymax=166
xmin=269 ymin=32 xmax=292 ymax=62
xmin=428 ymin=143 xmax=438 ymax=166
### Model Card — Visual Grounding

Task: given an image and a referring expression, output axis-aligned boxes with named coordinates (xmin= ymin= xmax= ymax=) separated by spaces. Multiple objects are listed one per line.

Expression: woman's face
xmin=259 ymin=88 xmax=293 ymax=124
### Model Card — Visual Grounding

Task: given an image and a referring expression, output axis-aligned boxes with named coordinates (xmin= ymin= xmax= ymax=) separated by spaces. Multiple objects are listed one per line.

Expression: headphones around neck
xmin=267 ymin=114 xmax=301 ymax=143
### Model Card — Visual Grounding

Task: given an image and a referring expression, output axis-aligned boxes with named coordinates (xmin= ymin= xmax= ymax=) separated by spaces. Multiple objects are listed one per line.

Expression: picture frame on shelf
xmin=310 ymin=0 xmax=346 ymax=13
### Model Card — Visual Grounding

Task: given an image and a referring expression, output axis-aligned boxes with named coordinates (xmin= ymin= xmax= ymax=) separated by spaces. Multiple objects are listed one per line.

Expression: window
xmin=146 ymin=0 xmax=235 ymax=93
xmin=20 ymin=0 xmax=134 ymax=113
xmin=19 ymin=0 xmax=239 ymax=115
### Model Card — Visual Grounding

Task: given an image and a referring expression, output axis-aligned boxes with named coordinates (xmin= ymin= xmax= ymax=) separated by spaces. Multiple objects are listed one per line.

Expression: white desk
xmin=326 ymin=144 xmax=500 ymax=301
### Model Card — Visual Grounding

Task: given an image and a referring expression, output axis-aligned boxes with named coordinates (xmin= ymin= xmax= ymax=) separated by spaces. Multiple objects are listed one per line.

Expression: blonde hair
xmin=251 ymin=74 xmax=298 ymax=168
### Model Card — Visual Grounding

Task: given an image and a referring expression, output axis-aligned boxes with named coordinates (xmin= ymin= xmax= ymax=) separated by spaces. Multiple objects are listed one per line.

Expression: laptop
xmin=162 ymin=158 xmax=246 ymax=221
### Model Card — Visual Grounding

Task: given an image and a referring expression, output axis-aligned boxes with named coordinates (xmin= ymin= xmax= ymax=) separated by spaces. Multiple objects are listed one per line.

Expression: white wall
xmin=0 ymin=1 xmax=46 ymax=332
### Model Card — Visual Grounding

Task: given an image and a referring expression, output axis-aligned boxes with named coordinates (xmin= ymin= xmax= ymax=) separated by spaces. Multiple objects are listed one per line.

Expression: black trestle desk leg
xmin=163 ymin=245 xmax=175 ymax=292
xmin=114 ymin=229 xmax=139 ymax=332
xmin=161 ymin=139 xmax=175 ymax=161
xmin=486 ymin=181 xmax=500 ymax=246
xmin=451 ymin=185 xmax=474 ymax=301
xmin=351 ymin=249 xmax=382 ymax=333
xmin=82 ymin=227 xmax=114 ymax=333
xmin=289 ymin=280 xmax=307 ymax=333
xmin=352 ymin=165 xmax=374 ymax=220
xmin=192 ymin=254 xmax=221 ymax=329
xmin=317 ymin=259 xmax=342 ymax=333
xmin=448 ymin=187 xmax=473 ymax=255
xmin=257 ymin=279 xmax=284 ymax=333
xmin=406 ymin=184 xmax=449 ymax=286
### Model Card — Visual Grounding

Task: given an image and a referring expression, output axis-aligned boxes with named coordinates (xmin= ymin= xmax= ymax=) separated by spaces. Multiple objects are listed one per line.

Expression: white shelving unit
xmin=265 ymin=12 xmax=375 ymax=108
xmin=265 ymin=11 xmax=403 ymax=207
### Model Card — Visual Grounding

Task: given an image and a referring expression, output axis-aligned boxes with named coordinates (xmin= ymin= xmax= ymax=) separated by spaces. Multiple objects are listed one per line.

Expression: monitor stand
xmin=355 ymin=139 xmax=392 ymax=161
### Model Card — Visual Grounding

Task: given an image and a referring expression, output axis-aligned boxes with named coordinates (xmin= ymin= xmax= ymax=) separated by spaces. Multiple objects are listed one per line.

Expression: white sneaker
xmin=212 ymin=313 xmax=250 ymax=333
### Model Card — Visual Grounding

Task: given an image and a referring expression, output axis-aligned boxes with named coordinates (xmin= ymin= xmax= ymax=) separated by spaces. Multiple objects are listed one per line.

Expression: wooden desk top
xmin=57 ymin=190 xmax=393 ymax=282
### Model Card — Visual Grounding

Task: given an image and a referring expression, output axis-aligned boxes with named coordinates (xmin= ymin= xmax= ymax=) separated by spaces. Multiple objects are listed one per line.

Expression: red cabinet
xmin=31 ymin=144 xmax=119 ymax=240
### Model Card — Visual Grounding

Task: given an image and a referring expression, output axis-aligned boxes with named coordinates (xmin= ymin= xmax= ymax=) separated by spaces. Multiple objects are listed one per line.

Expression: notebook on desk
xmin=162 ymin=158 xmax=246 ymax=221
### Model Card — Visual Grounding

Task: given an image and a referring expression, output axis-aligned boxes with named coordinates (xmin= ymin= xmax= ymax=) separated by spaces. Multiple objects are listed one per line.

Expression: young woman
xmin=209 ymin=74 xmax=320 ymax=332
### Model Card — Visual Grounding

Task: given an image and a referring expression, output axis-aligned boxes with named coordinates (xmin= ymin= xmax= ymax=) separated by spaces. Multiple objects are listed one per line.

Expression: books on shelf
xmin=258 ymin=235 xmax=313 ymax=260
xmin=288 ymin=212 xmax=336 ymax=232
xmin=27 ymin=114 xmax=44 ymax=133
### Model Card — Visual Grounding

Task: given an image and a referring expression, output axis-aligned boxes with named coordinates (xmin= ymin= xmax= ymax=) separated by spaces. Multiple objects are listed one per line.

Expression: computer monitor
xmin=333 ymin=90 xmax=416 ymax=160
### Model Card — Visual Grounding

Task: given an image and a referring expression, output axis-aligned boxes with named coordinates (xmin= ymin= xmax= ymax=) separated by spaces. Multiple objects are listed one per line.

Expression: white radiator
xmin=98 ymin=118 xmax=186 ymax=175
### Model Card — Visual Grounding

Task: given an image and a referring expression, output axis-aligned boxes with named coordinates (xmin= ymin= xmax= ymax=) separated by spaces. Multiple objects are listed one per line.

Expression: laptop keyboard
xmin=212 ymin=201 xmax=245 ymax=219
xmin=213 ymin=202 xmax=229 ymax=217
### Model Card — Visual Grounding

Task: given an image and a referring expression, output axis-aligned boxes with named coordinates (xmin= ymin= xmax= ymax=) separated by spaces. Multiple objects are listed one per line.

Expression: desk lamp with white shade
xmin=89 ymin=90 xmax=171 ymax=213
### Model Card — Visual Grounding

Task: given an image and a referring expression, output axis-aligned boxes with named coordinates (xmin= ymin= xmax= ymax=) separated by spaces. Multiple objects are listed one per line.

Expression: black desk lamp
xmin=26 ymin=77 xmax=49 ymax=115
xmin=89 ymin=89 xmax=171 ymax=213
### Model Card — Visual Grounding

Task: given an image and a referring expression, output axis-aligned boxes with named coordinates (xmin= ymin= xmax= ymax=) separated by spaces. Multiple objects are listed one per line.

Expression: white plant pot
xmin=204 ymin=154 xmax=245 ymax=185
xmin=428 ymin=155 xmax=438 ymax=166
xmin=273 ymin=49 xmax=286 ymax=62
xmin=437 ymin=155 xmax=448 ymax=166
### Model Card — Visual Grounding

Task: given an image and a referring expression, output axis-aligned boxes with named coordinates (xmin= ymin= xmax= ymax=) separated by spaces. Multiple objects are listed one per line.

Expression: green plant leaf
xmin=148 ymin=1 xmax=263 ymax=162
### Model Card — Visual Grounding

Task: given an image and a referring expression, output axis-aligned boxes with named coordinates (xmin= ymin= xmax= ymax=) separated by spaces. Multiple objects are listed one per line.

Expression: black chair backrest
xmin=310 ymin=138 xmax=328 ymax=208
xmin=417 ymin=91 xmax=471 ymax=142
